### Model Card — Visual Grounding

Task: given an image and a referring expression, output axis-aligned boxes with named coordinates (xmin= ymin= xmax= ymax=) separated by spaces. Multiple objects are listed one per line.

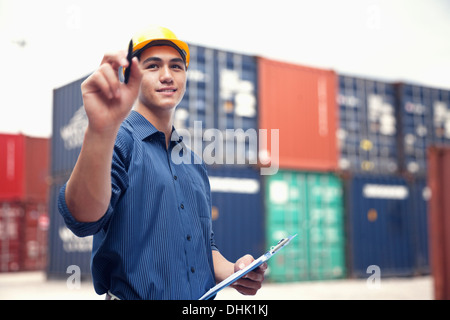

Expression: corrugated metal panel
xmin=258 ymin=58 xmax=338 ymax=171
xmin=0 ymin=134 xmax=25 ymax=201
xmin=337 ymin=75 xmax=398 ymax=174
xmin=0 ymin=202 xmax=22 ymax=272
xmin=46 ymin=177 xmax=92 ymax=278
xmin=265 ymin=170 xmax=345 ymax=282
xmin=176 ymin=45 xmax=216 ymax=131
xmin=51 ymin=76 xmax=89 ymax=176
xmin=207 ymin=165 xmax=264 ymax=263
xmin=408 ymin=178 xmax=430 ymax=275
xmin=21 ymin=202 xmax=48 ymax=271
xmin=396 ymin=84 xmax=450 ymax=176
xmin=0 ymin=134 xmax=49 ymax=202
xmin=176 ymin=45 xmax=258 ymax=165
xmin=345 ymin=175 xmax=414 ymax=277
xmin=24 ymin=136 xmax=49 ymax=202
xmin=428 ymin=147 xmax=450 ymax=299
xmin=0 ymin=201 xmax=49 ymax=272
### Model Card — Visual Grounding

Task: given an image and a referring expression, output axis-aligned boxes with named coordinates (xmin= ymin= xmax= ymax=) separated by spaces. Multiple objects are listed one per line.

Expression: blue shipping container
xmin=396 ymin=83 xmax=450 ymax=176
xmin=46 ymin=177 xmax=93 ymax=278
xmin=51 ymin=76 xmax=89 ymax=176
xmin=337 ymin=75 xmax=398 ymax=174
xmin=207 ymin=165 xmax=265 ymax=263
xmin=176 ymin=44 xmax=258 ymax=165
xmin=346 ymin=175 xmax=415 ymax=277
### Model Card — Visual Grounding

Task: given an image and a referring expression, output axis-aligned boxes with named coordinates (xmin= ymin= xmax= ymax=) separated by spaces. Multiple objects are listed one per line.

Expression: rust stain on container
xmin=258 ymin=58 xmax=338 ymax=171
xmin=428 ymin=146 xmax=450 ymax=300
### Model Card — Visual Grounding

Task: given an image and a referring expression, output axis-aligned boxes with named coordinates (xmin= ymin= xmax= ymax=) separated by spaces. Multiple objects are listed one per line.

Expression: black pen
xmin=124 ymin=39 xmax=133 ymax=84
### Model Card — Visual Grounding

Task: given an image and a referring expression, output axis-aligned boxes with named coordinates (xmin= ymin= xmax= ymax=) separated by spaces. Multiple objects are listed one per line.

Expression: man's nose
xmin=160 ymin=65 xmax=173 ymax=83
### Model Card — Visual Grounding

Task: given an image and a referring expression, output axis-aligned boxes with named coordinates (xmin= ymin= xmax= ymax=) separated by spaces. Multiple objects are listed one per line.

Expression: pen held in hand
xmin=124 ymin=39 xmax=133 ymax=84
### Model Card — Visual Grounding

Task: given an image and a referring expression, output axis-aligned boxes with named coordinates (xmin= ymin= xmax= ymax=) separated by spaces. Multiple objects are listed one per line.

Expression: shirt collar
xmin=126 ymin=110 xmax=183 ymax=144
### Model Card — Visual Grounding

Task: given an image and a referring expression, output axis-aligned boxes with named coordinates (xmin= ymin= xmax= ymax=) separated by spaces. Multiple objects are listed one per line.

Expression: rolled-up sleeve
xmin=58 ymin=129 xmax=131 ymax=238
xmin=58 ymin=183 xmax=113 ymax=237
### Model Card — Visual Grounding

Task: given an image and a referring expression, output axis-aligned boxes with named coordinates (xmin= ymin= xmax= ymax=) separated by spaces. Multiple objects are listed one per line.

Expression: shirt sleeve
xmin=57 ymin=128 xmax=132 ymax=237
xmin=58 ymin=183 xmax=113 ymax=237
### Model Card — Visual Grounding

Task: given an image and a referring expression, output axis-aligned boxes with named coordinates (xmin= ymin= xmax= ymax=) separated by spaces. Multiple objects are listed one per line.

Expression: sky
xmin=1 ymin=0 xmax=449 ymax=138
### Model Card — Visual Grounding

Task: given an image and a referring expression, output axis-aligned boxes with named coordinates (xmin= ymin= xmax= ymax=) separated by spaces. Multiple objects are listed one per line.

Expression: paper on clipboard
xmin=199 ymin=234 xmax=297 ymax=300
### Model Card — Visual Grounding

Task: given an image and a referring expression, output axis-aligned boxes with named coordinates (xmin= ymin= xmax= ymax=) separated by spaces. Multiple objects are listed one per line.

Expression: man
xmin=58 ymin=26 xmax=266 ymax=300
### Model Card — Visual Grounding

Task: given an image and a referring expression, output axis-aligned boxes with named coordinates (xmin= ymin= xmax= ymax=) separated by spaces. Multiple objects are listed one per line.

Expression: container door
xmin=208 ymin=165 xmax=264 ymax=263
xmin=346 ymin=175 xmax=414 ymax=277
xmin=266 ymin=171 xmax=345 ymax=282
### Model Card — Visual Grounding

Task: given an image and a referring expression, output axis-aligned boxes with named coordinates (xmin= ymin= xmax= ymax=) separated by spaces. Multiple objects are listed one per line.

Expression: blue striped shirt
xmin=58 ymin=110 xmax=217 ymax=300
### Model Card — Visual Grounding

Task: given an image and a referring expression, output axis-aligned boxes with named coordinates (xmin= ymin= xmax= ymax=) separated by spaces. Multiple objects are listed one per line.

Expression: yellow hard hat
xmin=131 ymin=25 xmax=190 ymax=68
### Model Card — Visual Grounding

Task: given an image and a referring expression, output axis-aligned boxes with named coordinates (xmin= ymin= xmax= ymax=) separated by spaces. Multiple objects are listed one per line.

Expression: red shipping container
xmin=258 ymin=58 xmax=338 ymax=171
xmin=0 ymin=134 xmax=49 ymax=202
xmin=24 ymin=136 xmax=49 ymax=202
xmin=21 ymin=202 xmax=48 ymax=271
xmin=0 ymin=134 xmax=25 ymax=200
xmin=0 ymin=203 xmax=23 ymax=272
xmin=428 ymin=146 xmax=450 ymax=300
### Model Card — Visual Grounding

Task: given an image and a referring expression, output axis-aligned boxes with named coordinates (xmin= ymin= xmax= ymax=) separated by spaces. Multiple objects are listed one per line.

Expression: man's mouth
xmin=157 ymin=88 xmax=177 ymax=93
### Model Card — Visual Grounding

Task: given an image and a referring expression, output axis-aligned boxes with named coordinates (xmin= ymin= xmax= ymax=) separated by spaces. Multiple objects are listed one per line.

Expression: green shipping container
xmin=265 ymin=171 xmax=346 ymax=282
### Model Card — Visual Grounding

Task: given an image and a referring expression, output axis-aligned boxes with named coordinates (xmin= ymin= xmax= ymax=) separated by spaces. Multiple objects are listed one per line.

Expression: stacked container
xmin=47 ymin=76 xmax=93 ymax=279
xmin=0 ymin=134 xmax=49 ymax=272
xmin=176 ymin=44 xmax=258 ymax=165
xmin=396 ymin=83 xmax=450 ymax=176
xmin=207 ymin=165 xmax=265 ymax=263
xmin=337 ymin=75 xmax=398 ymax=174
xmin=345 ymin=175 xmax=415 ymax=277
xmin=265 ymin=171 xmax=345 ymax=281
xmin=258 ymin=58 xmax=338 ymax=171
xmin=258 ymin=58 xmax=346 ymax=282
xmin=45 ymin=41 xmax=450 ymax=285
xmin=179 ymin=45 xmax=264 ymax=262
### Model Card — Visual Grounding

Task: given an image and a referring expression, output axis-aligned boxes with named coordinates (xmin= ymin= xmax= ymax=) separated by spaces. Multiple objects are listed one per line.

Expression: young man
xmin=58 ymin=26 xmax=266 ymax=300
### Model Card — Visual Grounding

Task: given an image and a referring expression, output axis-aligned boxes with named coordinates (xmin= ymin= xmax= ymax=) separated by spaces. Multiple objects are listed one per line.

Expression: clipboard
xmin=199 ymin=234 xmax=297 ymax=300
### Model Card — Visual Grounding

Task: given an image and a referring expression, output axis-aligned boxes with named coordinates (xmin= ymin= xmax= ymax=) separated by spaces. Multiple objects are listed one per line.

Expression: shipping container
xmin=46 ymin=177 xmax=93 ymax=279
xmin=0 ymin=134 xmax=49 ymax=202
xmin=21 ymin=202 xmax=48 ymax=271
xmin=337 ymin=75 xmax=398 ymax=174
xmin=428 ymin=146 xmax=450 ymax=299
xmin=408 ymin=178 xmax=430 ymax=275
xmin=396 ymin=84 xmax=450 ymax=176
xmin=49 ymin=75 xmax=98 ymax=278
xmin=0 ymin=201 xmax=48 ymax=272
xmin=345 ymin=175 xmax=416 ymax=277
xmin=0 ymin=202 xmax=22 ymax=272
xmin=176 ymin=44 xmax=258 ymax=165
xmin=24 ymin=136 xmax=50 ymax=202
xmin=51 ymin=76 xmax=89 ymax=176
xmin=265 ymin=170 xmax=345 ymax=282
xmin=258 ymin=58 xmax=338 ymax=171
xmin=207 ymin=165 xmax=265 ymax=263
xmin=0 ymin=134 xmax=24 ymax=201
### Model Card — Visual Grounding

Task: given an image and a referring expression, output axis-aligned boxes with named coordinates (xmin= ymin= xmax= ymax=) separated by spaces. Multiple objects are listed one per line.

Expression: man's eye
xmin=146 ymin=64 xmax=158 ymax=69
xmin=171 ymin=64 xmax=183 ymax=70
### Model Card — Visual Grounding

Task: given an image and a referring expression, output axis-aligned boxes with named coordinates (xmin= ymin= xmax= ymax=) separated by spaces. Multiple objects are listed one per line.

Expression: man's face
xmin=138 ymin=45 xmax=187 ymax=111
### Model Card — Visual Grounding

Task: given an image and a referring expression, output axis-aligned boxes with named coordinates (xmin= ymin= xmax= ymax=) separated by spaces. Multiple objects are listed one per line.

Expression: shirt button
xmin=190 ymin=267 xmax=195 ymax=273
xmin=174 ymin=175 xmax=178 ymax=180
xmin=187 ymin=235 xmax=191 ymax=241
xmin=180 ymin=203 xmax=184 ymax=209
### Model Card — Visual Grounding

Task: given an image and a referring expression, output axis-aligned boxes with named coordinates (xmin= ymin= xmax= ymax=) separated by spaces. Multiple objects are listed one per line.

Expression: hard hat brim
xmin=133 ymin=39 xmax=190 ymax=68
